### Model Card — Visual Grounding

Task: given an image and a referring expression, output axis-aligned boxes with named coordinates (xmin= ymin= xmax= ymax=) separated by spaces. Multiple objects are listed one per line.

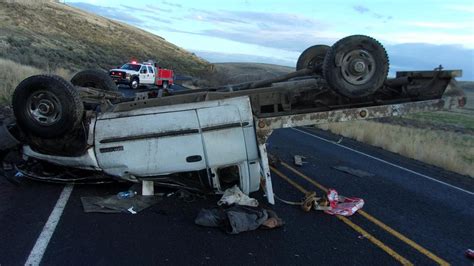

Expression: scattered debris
xmin=294 ymin=155 xmax=306 ymax=166
xmin=195 ymin=206 xmax=284 ymax=234
xmin=324 ymin=189 xmax=364 ymax=216
xmin=167 ymin=189 xmax=206 ymax=203
xmin=117 ymin=190 xmax=137 ymax=199
xmin=127 ymin=207 xmax=137 ymax=214
xmin=466 ymin=249 xmax=474 ymax=259
xmin=332 ymin=165 xmax=374 ymax=178
xmin=217 ymin=185 xmax=258 ymax=207
xmin=81 ymin=195 xmax=161 ymax=214
xmin=275 ymin=189 xmax=363 ymax=216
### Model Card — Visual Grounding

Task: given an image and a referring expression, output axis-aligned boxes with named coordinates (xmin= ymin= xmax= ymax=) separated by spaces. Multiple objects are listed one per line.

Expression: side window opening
xmin=217 ymin=165 xmax=240 ymax=190
xmin=148 ymin=66 xmax=154 ymax=74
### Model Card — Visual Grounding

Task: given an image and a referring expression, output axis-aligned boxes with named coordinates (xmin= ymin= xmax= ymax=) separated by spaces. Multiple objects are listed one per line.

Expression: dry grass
xmin=0 ymin=58 xmax=70 ymax=104
xmin=318 ymin=120 xmax=474 ymax=177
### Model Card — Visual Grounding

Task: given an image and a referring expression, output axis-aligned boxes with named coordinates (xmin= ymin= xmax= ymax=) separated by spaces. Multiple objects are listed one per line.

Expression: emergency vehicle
xmin=109 ymin=61 xmax=174 ymax=89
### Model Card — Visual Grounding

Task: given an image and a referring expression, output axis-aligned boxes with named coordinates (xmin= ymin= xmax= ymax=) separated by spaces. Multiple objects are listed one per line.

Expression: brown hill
xmin=0 ymin=0 xmax=212 ymax=77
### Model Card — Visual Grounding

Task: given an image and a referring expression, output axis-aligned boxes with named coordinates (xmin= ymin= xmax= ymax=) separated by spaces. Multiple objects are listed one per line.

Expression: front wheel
xmin=130 ymin=78 xmax=139 ymax=89
xmin=12 ymin=75 xmax=84 ymax=138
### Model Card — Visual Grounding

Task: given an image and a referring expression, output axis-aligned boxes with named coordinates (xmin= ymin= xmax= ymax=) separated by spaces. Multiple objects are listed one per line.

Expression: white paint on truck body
xmin=95 ymin=96 xmax=260 ymax=194
xmin=22 ymin=96 xmax=262 ymax=194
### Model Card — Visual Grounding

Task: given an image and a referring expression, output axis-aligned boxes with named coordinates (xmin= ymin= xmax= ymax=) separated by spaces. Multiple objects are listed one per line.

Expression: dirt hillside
xmin=0 ymin=0 xmax=212 ymax=77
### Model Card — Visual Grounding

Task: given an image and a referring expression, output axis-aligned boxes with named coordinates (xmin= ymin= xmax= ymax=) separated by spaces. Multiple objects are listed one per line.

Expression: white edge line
xmin=292 ymin=128 xmax=474 ymax=196
xmin=25 ymin=184 xmax=74 ymax=266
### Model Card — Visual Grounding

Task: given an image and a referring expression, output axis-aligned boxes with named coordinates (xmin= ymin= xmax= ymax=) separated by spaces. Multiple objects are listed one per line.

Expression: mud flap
xmin=258 ymin=143 xmax=275 ymax=204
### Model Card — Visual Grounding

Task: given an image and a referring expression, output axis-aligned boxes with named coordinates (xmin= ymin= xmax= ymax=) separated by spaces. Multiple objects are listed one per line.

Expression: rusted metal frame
xmin=254 ymin=95 xmax=464 ymax=143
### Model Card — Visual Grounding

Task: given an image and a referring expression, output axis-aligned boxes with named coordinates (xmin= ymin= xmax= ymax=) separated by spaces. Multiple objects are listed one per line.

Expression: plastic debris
xmin=117 ymin=190 xmax=137 ymax=199
xmin=466 ymin=249 xmax=474 ymax=259
xmin=294 ymin=155 xmax=306 ymax=166
xmin=324 ymin=189 xmax=364 ymax=216
xmin=127 ymin=207 xmax=137 ymax=214
xmin=217 ymin=185 xmax=258 ymax=207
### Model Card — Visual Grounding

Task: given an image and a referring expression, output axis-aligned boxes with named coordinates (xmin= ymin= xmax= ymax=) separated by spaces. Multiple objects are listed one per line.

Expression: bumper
xmin=110 ymin=76 xmax=131 ymax=85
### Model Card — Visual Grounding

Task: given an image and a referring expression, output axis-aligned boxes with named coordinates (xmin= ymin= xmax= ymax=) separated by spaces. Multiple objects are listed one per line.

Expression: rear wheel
xmin=296 ymin=44 xmax=330 ymax=72
xmin=12 ymin=75 xmax=84 ymax=138
xmin=71 ymin=69 xmax=117 ymax=91
xmin=323 ymin=35 xmax=389 ymax=99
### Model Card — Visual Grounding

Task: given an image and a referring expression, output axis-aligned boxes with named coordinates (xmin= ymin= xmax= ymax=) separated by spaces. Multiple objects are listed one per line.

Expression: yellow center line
xmin=271 ymin=167 xmax=413 ymax=266
xmin=279 ymin=161 xmax=450 ymax=266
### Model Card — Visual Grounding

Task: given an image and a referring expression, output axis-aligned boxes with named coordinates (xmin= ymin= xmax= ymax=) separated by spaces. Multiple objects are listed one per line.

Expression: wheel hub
xmin=26 ymin=91 xmax=62 ymax=126
xmin=340 ymin=49 xmax=376 ymax=86
xmin=352 ymin=60 xmax=366 ymax=73
xmin=37 ymin=100 xmax=54 ymax=115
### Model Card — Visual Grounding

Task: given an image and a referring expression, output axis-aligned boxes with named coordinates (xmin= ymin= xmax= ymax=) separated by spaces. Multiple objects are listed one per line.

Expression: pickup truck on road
xmin=109 ymin=61 xmax=174 ymax=89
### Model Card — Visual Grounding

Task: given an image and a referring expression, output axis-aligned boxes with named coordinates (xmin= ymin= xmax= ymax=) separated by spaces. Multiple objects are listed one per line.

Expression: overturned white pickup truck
xmin=0 ymin=35 xmax=466 ymax=204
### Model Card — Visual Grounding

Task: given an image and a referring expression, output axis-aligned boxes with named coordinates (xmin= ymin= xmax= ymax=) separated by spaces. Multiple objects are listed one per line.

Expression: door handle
xmin=186 ymin=155 xmax=202 ymax=162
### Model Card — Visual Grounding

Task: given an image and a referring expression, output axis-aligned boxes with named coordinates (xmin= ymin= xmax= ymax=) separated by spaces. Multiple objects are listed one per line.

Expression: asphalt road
xmin=1 ymin=127 xmax=473 ymax=265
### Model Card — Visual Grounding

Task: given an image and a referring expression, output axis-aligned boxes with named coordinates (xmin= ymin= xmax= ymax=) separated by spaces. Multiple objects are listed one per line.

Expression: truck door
xmin=196 ymin=105 xmax=251 ymax=192
xmin=94 ymin=110 xmax=207 ymax=177
xmin=138 ymin=66 xmax=153 ymax=84
xmin=147 ymin=66 xmax=156 ymax=84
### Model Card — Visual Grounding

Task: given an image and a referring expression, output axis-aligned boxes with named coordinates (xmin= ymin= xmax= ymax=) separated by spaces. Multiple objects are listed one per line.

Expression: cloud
xmin=179 ymin=9 xmax=333 ymax=51
xmin=187 ymin=9 xmax=328 ymax=30
xmin=143 ymin=15 xmax=172 ymax=24
xmin=353 ymin=5 xmax=370 ymax=14
xmin=162 ymin=1 xmax=182 ymax=8
xmin=405 ymin=21 xmax=469 ymax=30
xmin=352 ymin=5 xmax=392 ymax=21
xmin=120 ymin=4 xmax=155 ymax=14
xmin=146 ymin=4 xmax=172 ymax=13
xmin=70 ymin=2 xmax=175 ymax=27
xmin=447 ymin=4 xmax=474 ymax=13
xmin=192 ymin=50 xmax=295 ymax=67
xmin=70 ymin=2 xmax=145 ymax=25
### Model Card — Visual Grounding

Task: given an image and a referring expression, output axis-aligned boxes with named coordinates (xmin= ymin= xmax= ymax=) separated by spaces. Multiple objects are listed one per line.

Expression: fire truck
xmin=109 ymin=61 xmax=174 ymax=89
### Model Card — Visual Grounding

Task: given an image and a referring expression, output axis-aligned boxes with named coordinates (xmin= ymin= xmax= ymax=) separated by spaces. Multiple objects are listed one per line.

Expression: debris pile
xmin=195 ymin=186 xmax=284 ymax=234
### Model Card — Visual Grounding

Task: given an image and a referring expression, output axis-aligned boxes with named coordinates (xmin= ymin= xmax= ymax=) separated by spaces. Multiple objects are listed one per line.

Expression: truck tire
xmin=12 ymin=75 xmax=84 ymax=139
xmin=71 ymin=69 xmax=117 ymax=91
xmin=130 ymin=77 xmax=139 ymax=89
xmin=323 ymin=35 xmax=389 ymax=99
xmin=162 ymin=81 xmax=169 ymax=89
xmin=296 ymin=44 xmax=330 ymax=72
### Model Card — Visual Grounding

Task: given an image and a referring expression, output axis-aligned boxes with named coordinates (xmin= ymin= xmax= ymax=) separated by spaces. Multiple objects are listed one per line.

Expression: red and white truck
xmin=109 ymin=61 xmax=174 ymax=89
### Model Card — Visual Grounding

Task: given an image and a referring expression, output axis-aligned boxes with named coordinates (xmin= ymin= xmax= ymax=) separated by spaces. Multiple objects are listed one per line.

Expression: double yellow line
xmin=271 ymin=161 xmax=450 ymax=266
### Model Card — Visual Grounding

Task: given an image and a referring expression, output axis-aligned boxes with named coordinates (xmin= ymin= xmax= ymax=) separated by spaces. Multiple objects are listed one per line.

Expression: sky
xmin=68 ymin=0 xmax=474 ymax=79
